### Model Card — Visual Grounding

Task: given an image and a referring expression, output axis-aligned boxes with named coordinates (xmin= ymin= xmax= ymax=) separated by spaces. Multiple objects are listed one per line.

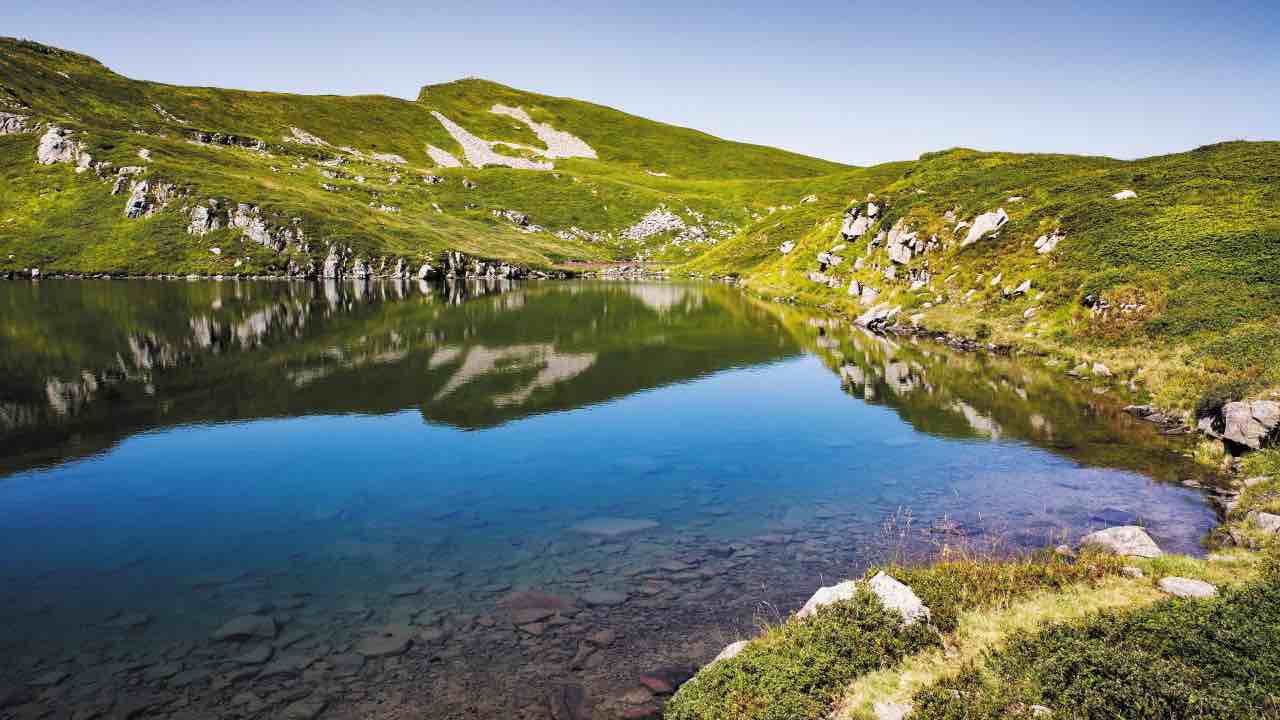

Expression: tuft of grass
xmin=871 ymin=550 xmax=1126 ymax=633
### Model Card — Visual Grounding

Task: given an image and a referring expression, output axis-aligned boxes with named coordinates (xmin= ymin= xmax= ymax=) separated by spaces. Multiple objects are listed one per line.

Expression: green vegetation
xmin=909 ymin=549 xmax=1280 ymax=719
xmin=874 ymin=551 xmax=1127 ymax=633
xmin=695 ymin=144 xmax=1280 ymax=413
xmin=666 ymin=589 xmax=940 ymax=720
xmin=667 ymin=553 xmax=1127 ymax=720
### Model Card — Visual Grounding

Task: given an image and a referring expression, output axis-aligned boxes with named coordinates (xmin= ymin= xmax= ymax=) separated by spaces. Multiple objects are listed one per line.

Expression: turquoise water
xmin=0 ymin=279 xmax=1215 ymax=718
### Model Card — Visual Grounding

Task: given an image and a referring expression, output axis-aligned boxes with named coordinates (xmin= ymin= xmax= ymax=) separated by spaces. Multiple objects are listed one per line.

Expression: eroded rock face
xmin=1080 ymin=525 xmax=1162 ymax=558
xmin=961 ymin=208 xmax=1009 ymax=247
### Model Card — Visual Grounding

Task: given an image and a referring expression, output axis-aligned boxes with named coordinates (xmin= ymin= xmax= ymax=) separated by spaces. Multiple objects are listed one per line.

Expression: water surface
xmin=0 ymin=279 xmax=1215 ymax=719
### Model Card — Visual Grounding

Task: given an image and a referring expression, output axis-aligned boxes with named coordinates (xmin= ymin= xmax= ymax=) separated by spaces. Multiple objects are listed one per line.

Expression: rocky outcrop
xmin=840 ymin=205 xmax=875 ymax=240
xmin=371 ymin=152 xmax=407 ymax=164
xmin=0 ymin=112 xmax=31 ymax=135
xmin=960 ymin=208 xmax=1008 ymax=247
xmin=1080 ymin=526 xmax=1162 ymax=558
xmin=1198 ymin=400 xmax=1280 ymax=451
xmin=622 ymin=207 xmax=687 ymax=241
xmin=187 ymin=201 xmax=225 ymax=235
xmin=711 ymin=641 xmax=748 ymax=663
xmin=36 ymin=125 xmax=85 ymax=165
xmin=123 ymin=180 xmax=180 ymax=219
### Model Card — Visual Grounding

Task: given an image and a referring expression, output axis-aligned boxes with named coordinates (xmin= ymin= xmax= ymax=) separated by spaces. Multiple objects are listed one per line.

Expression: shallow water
xmin=0 ymin=279 xmax=1216 ymax=718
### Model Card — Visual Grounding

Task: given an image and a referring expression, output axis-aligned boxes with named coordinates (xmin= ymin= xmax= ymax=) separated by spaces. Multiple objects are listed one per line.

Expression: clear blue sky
xmin=4 ymin=1 xmax=1277 ymax=165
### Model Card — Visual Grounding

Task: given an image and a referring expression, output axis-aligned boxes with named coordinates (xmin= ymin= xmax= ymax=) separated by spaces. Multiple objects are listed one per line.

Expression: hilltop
xmin=2 ymin=38 xmax=1279 ymax=417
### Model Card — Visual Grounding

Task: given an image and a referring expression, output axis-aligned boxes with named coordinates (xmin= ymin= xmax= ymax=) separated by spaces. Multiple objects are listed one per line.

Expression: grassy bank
xmin=667 ymin=545 xmax=1276 ymax=720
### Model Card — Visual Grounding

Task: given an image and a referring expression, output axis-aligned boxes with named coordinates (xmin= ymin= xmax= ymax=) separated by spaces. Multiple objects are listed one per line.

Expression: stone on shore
xmin=1080 ymin=526 xmax=1163 ymax=558
xmin=712 ymin=640 xmax=748 ymax=663
xmin=1157 ymin=577 xmax=1217 ymax=599
xmin=797 ymin=572 xmax=930 ymax=625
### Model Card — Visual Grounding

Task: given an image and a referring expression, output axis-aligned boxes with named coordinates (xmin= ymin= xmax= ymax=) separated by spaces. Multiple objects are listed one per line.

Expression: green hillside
xmin=0 ymin=37 xmax=846 ymax=278
xmin=688 ymin=143 xmax=1280 ymax=412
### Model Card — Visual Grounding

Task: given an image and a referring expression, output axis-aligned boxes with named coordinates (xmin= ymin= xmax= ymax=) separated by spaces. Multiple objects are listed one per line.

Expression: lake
xmin=0 ymin=279 xmax=1217 ymax=719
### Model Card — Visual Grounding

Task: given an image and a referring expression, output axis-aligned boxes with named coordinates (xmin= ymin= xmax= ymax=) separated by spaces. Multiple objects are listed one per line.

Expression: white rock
xmin=1112 ymin=190 xmax=1138 ymax=200
xmin=796 ymin=580 xmax=858 ymax=618
xmin=36 ymin=125 xmax=84 ymax=165
xmin=866 ymin=571 xmax=930 ymax=625
xmin=796 ymin=572 xmax=929 ymax=625
xmin=713 ymin=640 xmax=749 ymax=663
xmin=1157 ymin=577 xmax=1217 ymax=598
xmin=961 ymin=209 xmax=1008 ymax=247
xmin=779 ymin=240 xmax=796 ymax=255
xmin=1080 ymin=526 xmax=1162 ymax=558
xmin=1091 ymin=362 xmax=1112 ymax=377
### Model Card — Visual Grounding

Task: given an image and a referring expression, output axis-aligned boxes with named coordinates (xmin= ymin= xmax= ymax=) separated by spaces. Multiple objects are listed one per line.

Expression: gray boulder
xmin=1080 ymin=526 xmax=1162 ymax=558
xmin=1248 ymin=511 xmax=1280 ymax=534
xmin=1221 ymin=401 xmax=1280 ymax=450
xmin=1157 ymin=577 xmax=1217 ymax=599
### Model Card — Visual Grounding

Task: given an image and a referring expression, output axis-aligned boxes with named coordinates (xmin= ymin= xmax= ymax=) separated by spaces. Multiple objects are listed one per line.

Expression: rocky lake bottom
xmin=0 ymin=279 xmax=1219 ymax=719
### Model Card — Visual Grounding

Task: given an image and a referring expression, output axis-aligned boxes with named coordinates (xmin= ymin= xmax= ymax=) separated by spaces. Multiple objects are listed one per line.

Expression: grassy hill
xmin=689 ymin=143 xmax=1280 ymax=413
xmin=0 ymin=37 xmax=846 ymax=277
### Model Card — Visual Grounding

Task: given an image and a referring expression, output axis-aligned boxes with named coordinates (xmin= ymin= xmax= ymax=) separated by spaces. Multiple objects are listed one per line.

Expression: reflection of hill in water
xmin=762 ymin=306 xmax=1210 ymax=483
xmin=0 ymin=280 xmax=798 ymax=476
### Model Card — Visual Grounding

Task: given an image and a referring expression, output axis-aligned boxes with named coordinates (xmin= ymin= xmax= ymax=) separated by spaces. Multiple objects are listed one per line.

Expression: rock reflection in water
xmin=0 ymin=279 xmax=1217 ymax=719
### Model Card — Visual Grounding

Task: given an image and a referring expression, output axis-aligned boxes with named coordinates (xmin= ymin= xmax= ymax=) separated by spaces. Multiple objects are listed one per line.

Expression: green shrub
xmin=911 ymin=578 xmax=1280 ymax=719
xmin=665 ymin=589 xmax=939 ymax=720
